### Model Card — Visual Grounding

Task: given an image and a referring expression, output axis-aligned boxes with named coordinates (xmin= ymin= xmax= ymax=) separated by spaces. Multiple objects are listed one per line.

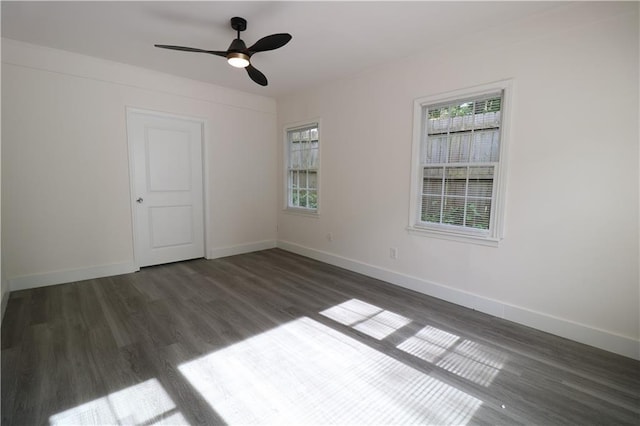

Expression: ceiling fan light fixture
xmin=227 ymin=52 xmax=250 ymax=68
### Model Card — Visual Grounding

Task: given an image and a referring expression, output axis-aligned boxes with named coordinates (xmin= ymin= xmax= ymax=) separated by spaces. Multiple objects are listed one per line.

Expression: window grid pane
xmin=466 ymin=198 xmax=492 ymax=230
xmin=421 ymin=195 xmax=442 ymax=223
xmin=442 ymin=197 xmax=465 ymax=227
xmin=287 ymin=124 xmax=319 ymax=210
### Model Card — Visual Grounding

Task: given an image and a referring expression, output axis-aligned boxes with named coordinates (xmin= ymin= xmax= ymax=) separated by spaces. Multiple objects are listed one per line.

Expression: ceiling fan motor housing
xmin=228 ymin=38 xmax=248 ymax=53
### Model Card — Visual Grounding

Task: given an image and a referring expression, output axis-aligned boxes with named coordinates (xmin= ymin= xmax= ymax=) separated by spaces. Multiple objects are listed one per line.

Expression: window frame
xmin=408 ymin=80 xmax=513 ymax=246
xmin=283 ymin=120 xmax=321 ymax=216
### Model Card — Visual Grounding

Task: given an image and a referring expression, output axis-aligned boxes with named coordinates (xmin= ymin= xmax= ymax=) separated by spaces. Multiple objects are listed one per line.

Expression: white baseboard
xmin=6 ymin=238 xmax=279 ymax=292
xmin=8 ymin=261 xmax=138 ymax=292
xmin=1 ymin=290 xmax=10 ymax=325
xmin=207 ymin=239 xmax=277 ymax=260
xmin=277 ymin=240 xmax=640 ymax=360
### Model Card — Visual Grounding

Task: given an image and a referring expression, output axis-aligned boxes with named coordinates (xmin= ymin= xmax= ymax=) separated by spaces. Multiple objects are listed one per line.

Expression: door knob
xmin=136 ymin=197 xmax=144 ymax=203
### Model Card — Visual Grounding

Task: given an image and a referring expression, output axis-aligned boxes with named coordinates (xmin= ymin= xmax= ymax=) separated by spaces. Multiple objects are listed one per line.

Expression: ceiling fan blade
xmin=154 ymin=45 xmax=228 ymax=57
xmin=246 ymin=64 xmax=268 ymax=86
xmin=247 ymin=33 xmax=292 ymax=53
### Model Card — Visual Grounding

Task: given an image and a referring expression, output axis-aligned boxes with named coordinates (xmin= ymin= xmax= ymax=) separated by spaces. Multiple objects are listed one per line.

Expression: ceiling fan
xmin=155 ymin=17 xmax=292 ymax=87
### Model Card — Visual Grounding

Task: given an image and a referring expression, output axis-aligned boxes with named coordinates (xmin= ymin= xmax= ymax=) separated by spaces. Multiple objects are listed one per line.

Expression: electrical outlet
xmin=390 ymin=247 xmax=398 ymax=259
xmin=326 ymin=232 xmax=333 ymax=242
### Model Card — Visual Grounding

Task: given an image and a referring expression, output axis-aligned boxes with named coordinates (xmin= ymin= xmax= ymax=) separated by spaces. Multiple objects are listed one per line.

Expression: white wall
xmin=2 ymin=39 xmax=278 ymax=288
xmin=276 ymin=3 xmax=639 ymax=358
xmin=0 ymin=42 xmax=6 ymax=322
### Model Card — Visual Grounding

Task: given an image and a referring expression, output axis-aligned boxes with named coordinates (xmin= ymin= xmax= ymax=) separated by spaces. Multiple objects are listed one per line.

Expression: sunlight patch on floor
xmin=179 ymin=317 xmax=482 ymax=424
xmin=319 ymin=298 xmax=412 ymax=339
xmin=397 ymin=325 xmax=460 ymax=362
xmin=49 ymin=378 xmax=186 ymax=425
xmin=398 ymin=325 xmax=507 ymax=386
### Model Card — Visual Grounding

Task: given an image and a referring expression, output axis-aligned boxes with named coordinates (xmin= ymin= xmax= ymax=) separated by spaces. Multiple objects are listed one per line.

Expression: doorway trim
xmin=125 ymin=107 xmax=210 ymax=270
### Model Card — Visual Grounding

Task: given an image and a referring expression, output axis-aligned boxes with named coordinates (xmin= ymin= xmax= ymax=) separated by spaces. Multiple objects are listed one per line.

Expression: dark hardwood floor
xmin=2 ymin=249 xmax=639 ymax=425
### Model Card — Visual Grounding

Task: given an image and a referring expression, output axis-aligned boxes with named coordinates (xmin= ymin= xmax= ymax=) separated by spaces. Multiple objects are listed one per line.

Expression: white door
xmin=127 ymin=110 xmax=205 ymax=267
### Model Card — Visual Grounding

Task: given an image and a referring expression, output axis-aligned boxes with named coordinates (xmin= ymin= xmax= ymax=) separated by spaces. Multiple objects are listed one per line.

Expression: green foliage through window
xmin=427 ymin=97 xmax=501 ymax=120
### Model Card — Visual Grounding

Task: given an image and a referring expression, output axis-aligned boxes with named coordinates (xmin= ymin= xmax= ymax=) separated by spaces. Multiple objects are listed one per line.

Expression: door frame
xmin=125 ymin=107 xmax=211 ymax=270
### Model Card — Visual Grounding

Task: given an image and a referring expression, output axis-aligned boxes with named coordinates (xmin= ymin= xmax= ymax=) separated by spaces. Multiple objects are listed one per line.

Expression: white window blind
xmin=409 ymin=82 xmax=510 ymax=245
xmin=287 ymin=123 xmax=319 ymax=211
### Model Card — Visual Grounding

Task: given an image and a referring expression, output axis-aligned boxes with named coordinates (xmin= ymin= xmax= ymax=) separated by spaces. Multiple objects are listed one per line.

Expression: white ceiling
xmin=1 ymin=1 xmax=566 ymax=98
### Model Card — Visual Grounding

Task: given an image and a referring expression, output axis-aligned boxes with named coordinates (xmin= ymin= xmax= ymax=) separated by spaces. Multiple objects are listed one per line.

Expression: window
xmin=286 ymin=122 xmax=319 ymax=212
xmin=409 ymin=81 xmax=511 ymax=245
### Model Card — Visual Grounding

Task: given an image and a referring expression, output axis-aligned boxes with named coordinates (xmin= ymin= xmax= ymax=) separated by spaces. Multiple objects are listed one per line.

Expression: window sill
xmin=406 ymin=225 xmax=501 ymax=247
xmin=283 ymin=207 xmax=320 ymax=218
